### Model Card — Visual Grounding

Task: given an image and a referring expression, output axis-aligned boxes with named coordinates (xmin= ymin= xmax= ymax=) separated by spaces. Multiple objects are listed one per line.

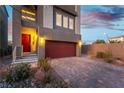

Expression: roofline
xmin=54 ymin=5 xmax=78 ymax=16
xmin=110 ymin=35 xmax=124 ymax=39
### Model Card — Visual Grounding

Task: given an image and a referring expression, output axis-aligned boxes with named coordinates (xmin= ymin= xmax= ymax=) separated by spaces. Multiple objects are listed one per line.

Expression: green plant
xmin=45 ymin=78 xmax=71 ymax=88
xmin=93 ymin=39 xmax=105 ymax=44
xmin=52 ymin=80 xmax=71 ymax=88
xmin=5 ymin=63 xmax=30 ymax=83
xmin=43 ymin=71 xmax=71 ymax=88
xmin=43 ymin=71 xmax=52 ymax=84
xmin=37 ymin=58 xmax=51 ymax=72
xmin=0 ymin=45 xmax=12 ymax=57
xmin=109 ymin=40 xmax=121 ymax=43
xmin=96 ymin=52 xmax=106 ymax=58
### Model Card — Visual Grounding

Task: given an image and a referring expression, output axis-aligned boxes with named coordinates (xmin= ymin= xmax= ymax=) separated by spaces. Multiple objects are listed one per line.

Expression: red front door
xmin=22 ymin=34 xmax=31 ymax=52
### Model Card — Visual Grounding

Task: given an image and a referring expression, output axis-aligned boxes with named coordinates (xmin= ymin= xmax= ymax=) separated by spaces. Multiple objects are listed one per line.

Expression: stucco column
xmin=75 ymin=5 xmax=80 ymax=35
xmin=13 ymin=6 xmax=22 ymax=57
xmin=76 ymin=43 xmax=81 ymax=57
xmin=37 ymin=6 xmax=45 ymax=59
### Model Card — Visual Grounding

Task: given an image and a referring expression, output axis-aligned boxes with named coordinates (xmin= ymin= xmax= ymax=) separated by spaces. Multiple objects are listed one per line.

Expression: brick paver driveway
xmin=50 ymin=57 xmax=124 ymax=88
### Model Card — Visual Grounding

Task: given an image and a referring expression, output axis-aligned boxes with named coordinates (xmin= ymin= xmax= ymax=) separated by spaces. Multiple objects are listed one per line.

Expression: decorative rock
xmin=97 ymin=79 xmax=104 ymax=84
xmin=34 ymin=69 xmax=45 ymax=81
xmin=115 ymin=60 xmax=124 ymax=65
xmin=31 ymin=82 xmax=34 ymax=87
xmin=64 ymin=79 xmax=70 ymax=85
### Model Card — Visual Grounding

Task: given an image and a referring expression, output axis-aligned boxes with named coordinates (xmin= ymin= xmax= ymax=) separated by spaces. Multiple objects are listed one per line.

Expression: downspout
xmin=37 ymin=26 xmax=40 ymax=60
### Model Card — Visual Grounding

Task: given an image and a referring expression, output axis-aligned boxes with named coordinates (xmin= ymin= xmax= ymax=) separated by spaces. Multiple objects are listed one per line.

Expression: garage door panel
xmin=45 ymin=40 xmax=76 ymax=58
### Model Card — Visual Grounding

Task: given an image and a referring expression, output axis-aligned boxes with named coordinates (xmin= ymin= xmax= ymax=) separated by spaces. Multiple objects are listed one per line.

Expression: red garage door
xmin=45 ymin=40 xmax=76 ymax=58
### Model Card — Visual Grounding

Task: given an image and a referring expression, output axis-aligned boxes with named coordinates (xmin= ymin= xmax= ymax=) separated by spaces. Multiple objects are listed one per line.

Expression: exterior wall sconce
xmin=35 ymin=35 xmax=37 ymax=40
xmin=78 ymin=41 xmax=82 ymax=47
xmin=39 ymin=37 xmax=45 ymax=46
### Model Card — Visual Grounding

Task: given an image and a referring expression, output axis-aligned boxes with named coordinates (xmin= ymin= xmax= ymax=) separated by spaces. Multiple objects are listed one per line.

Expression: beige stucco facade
xmin=109 ymin=36 xmax=124 ymax=42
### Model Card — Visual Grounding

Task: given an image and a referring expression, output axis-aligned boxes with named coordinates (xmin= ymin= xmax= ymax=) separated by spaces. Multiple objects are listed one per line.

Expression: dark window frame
xmin=53 ymin=7 xmax=75 ymax=31
xmin=21 ymin=6 xmax=37 ymax=23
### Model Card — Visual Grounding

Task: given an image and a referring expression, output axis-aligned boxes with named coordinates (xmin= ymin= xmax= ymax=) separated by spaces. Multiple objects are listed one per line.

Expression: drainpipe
xmin=37 ymin=26 xmax=40 ymax=59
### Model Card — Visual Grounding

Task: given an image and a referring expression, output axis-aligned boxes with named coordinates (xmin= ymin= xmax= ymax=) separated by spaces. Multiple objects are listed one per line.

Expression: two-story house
xmin=12 ymin=5 xmax=81 ymax=59
xmin=109 ymin=35 xmax=124 ymax=43
xmin=0 ymin=6 xmax=8 ymax=49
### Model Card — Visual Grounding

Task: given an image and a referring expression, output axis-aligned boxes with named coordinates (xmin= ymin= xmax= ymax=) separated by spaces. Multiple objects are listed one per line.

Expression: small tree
xmin=93 ymin=39 xmax=105 ymax=44
xmin=109 ymin=40 xmax=121 ymax=43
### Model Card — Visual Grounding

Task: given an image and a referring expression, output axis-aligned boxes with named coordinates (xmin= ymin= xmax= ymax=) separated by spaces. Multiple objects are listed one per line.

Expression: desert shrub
xmin=5 ymin=63 xmax=31 ymax=83
xmin=45 ymin=80 xmax=71 ymax=88
xmin=96 ymin=52 xmax=106 ymax=58
xmin=37 ymin=58 xmax=51 ymax=72
xmin=43 ymin=71 xmax=52 ymax=84
xmin=0 ymin=45 xmax=12 ymax=56
xmin=109 ymin=40 xmax=121 ymax=43
xmin=52 ymin=80 xmax=71 ymax=88
xmin=43 ymin=71 xmax=71 ymax=88
xmin=96 ymin=52 xmax=112 ymax=58
xmin=93 ymin=39 xmax=105 ymax=44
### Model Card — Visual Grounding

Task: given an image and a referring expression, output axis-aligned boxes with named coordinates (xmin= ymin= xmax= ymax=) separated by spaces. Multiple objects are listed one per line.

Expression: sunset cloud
xmin=81 ymin=5 xmax=124 ymax=31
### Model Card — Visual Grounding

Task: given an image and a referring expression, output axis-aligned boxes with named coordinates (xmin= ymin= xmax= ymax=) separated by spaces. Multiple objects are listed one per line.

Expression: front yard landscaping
xmin=95 ymin=51 xmax=124 ymax=66
xmin=0 ymin=58 xmax=71 ymax=88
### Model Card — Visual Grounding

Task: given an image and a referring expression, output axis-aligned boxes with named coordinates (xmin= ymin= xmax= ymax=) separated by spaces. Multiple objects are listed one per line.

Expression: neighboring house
xmin=109 ymin=35 xmax=124 ymax=43
xmin=13 ymin=5 xmax=81 ymax=59
xmin=0 ymin=5 xmax=8 ymax=49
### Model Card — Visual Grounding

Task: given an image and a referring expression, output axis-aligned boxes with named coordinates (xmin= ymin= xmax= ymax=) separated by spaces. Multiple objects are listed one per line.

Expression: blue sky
xmin=5 ymin=5 xmax=124 ymax=44
xmin=81 ymin=5 xmax=124 ymax=44
xmin=6 ymin=5 xmax=12 ymax=41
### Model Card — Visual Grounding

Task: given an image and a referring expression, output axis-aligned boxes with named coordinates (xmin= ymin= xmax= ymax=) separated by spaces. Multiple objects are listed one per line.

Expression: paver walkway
xmin=50 ymin=57 xmax=124 ymax=88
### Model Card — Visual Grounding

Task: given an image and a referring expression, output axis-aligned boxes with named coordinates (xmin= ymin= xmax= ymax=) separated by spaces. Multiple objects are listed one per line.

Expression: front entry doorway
xmin=22 ymin=34 xmax=31 ymax=52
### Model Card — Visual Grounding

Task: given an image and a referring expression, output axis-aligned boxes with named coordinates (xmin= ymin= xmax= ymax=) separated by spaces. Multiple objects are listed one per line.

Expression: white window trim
xmin=56 ymin=12 xmax=62 ymax=27
xmin=63 ymin=16 xmax=68 ymax=28
xmin=69 ymin=18 xmax=74 ymax=30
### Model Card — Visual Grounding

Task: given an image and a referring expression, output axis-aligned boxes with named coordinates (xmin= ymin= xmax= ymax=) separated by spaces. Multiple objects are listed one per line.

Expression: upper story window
xmin=69 ymin=18 xmax=74 ymax=30
xmin=55 ymin=10 xmax=74 ymax=30
xmin=63 ymin=16 xmax=68 ymax=28
xmin=21 ymin=9 xmax=36 ymax=22
xmin=56 ymin=12 xmax=62 ymax=27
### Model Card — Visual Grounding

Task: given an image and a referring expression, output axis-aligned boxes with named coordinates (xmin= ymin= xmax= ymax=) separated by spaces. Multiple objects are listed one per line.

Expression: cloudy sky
xmin=6 ymin=5 xmax=124 ymax=44
xmin=81 ymin=5 xmax=124 ymax=44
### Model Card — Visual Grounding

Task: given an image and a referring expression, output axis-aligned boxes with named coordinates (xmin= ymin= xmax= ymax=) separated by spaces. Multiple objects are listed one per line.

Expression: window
xmin=63 ymin=16 xmax=68 ymax=28
xmin=55 ymin=11 xmax=75 ymax=30
xmin=22 ymin=16 xmax=35 ymax=21
xmin=69 ymin=18 xmax=74 ymax=30
xmin=21 ymin=9 xmax=36 ymax=22
xmin=21 ymin=9 xmax=35 ymax=16
xmin=56 ymin=13 xmax=62 ymax=27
